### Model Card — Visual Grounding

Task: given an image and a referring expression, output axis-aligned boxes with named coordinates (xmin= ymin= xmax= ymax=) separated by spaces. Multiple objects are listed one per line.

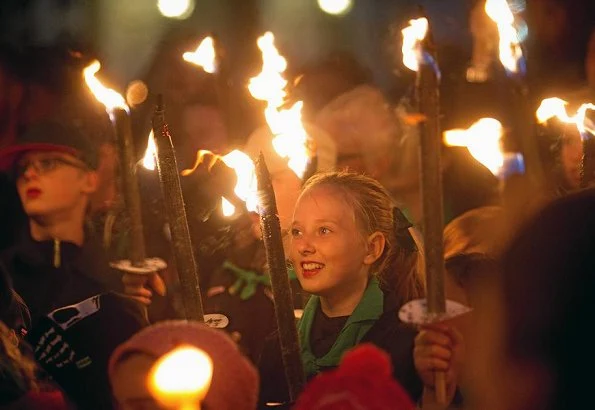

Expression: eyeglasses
xmin=13 ymin=156 xmax=88 ymax=179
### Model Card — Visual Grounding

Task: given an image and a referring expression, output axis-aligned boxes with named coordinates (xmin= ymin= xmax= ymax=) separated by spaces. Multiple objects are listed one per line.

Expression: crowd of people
xmin=0 ymin=8 xmax=594 ymax=409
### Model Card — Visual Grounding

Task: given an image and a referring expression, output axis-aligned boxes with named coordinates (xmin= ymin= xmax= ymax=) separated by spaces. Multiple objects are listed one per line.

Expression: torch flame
xmin=182 ymin=149 xmax=258 ymax=214
xmin=221 ymin=197 xmax=236 ymax=217
xmin=248 ymin=32 xmax=310 ymax=178
xmin=576 ymin=103 xmax=595 ymax=136
xmin=183 ymin=36 xmax=217 ymax=74
xmin=149 ymin=345 xmax=213 ymax=408
xmin=248 ymin=32 xmax=288 ymax=108
xmin=145 ymin=132 xmax=258 ymax=215
xmin=218 ymin=150 xmax=258 ymax=212
xmin=401 ymin=18 xmax=429 ymax=72
xmin=536 ymin=98 xmax=572 ymax=124
xmin=536 ymin=98 xmax=595 ymax=137
xmin=444 ymin=118 xmax=505 ymax=175
xmin=142 ymin=131 xmax=157 ymax=170
xmin=83 ymin=60 xmax=128 ymax=115
xmin=485 ymin=0 xmax=523 ymax=74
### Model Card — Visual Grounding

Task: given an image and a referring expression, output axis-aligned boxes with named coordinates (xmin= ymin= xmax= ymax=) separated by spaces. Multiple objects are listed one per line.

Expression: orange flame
xmin=183 ymin=36 xmax=217 ymax=74
xmin=248 ymin=32 xmax=310 ymax=178
xmin=537 ymin=98 xmax=595 ymax=136
xmin=149 ymin=345 xmax=212 ymax=410
xmin=221 ymin=197 xmax=236 ymax=217
xmin=444 ymin=118 xmax=505 ymax=175
xmin=181 ymin=149 xmax=258 ymax=214
xmin=576 ymin=103 xmax=595 ymax=135
xmin=142 ymin=131 xmax=157 ymax=171
xmin=248 ymin=32 xmax=287 ymax=107
xmin=83 ymin=60 xmax=128 ymax=114
xmin=536 ymin=98 xmax=572 ymax=124
xmin=485 ymin=0 xmax=523 ymax=73
xmin=401 ymin=18 xmax=429 ymax=72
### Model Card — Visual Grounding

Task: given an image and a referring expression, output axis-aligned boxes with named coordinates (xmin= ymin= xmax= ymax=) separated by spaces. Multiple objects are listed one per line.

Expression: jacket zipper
xmin=53 ymin=238 xmax=61 ymax=268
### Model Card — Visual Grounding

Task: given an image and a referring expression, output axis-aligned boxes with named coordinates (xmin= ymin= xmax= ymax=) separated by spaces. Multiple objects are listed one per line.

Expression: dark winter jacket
xmin=258 ymin=290 xmax=422 ymax=407
xmin=0 ymin=229 xmax=123 ymax=327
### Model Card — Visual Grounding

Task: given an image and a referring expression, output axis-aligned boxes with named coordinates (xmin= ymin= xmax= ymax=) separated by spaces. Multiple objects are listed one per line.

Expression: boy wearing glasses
xmin=0 ymin=119 xmax=125 ymax=326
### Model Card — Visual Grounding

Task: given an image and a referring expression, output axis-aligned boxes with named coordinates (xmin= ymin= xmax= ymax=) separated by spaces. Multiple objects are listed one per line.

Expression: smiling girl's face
xmin=289 ymin=185 xmax=375 ymax=301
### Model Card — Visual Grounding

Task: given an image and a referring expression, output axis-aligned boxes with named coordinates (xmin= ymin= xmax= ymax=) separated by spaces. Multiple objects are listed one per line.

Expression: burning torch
xmin=83 ymin=60 xmax=167 ymax=312
xmin=401 ymin=16 xmax=448 ymax=403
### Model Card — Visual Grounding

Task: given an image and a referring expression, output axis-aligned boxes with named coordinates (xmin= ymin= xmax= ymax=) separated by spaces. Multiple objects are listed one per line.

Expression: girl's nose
xmin=296 ymin=236 xmax=315 ymax=255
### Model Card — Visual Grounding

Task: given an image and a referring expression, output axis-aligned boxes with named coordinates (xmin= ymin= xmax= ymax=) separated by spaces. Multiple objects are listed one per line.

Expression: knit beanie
xmin=293 ymin=343 xmax=414 ymax=410
xmin=109 ymin=320 xmax=259 ymax=410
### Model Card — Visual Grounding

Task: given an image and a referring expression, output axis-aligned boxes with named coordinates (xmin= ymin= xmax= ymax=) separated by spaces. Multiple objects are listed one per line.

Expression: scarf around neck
xmin=298 ymin=277 xmax=384 ymax=377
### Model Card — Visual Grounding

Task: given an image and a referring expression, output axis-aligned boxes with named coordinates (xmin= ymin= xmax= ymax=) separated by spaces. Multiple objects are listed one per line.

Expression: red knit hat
xmin=108 ymin=320 xmax=258 ymax=410
xmin=293 ymin=344 xmax=415 ymax=410
xmin=0 ymin=119 xmax=99 ymax=172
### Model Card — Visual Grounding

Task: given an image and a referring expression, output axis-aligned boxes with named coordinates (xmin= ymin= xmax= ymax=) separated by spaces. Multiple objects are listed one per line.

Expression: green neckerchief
xmin=223 ymin=260 xmax=297 ymax=300
xmin=298 ymin=277 xmax=384 ymax=377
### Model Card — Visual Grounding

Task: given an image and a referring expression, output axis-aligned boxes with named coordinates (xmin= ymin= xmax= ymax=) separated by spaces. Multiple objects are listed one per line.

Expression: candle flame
xmin=183 ymin=36 xmax=217 ymax=74
xmin=444 ymin=118 xmax=505 ymax=175
xmin=248 ymin=32 xmax=310 ymax=178
xmin=83 ymin=60 xmax=128 ymax=114
xmin=537 ymin=98 xmax=595 ymax=137
xmin=181 ymin=149 xmax=258 ymax=213
xmin=401 ymin=18 xmax=428 ymax=72
xmin=142 ymin=131 xmax=157 ymax=170
xmin=485 ymin=0 xmax=523 ymax=74
xmin=149 ymin=345 xmax=212 ymax=408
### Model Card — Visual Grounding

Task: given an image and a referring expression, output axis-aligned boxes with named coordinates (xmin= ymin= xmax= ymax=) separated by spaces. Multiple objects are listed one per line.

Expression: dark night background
xmin=0 ymin=0 xmax=593 ymax=146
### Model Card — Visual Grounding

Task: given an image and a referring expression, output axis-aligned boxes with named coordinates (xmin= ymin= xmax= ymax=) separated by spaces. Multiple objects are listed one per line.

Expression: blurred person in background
xmin=123 ymin=36 xmax=237 ymax=318
xmin=0 ymin=321 xmax=69 ymax=410
xmin=23 ymin=292 xmax=147 ymax=410
xmin=547 ymin=30 xmax=595 ymax=194
xmin=294 ymin=52 xmax=499 ymax=225
xmin=295 ymin=52 xmax=394 ymax=182
xmin=543 ymin=124 xmax=584 ymax=194
xmin=109 ymin=320 xmax=259 ymax=410
xmin=413 ymin=206 xmax=506 ymax=409
xmin=0 ymin=263 xmax=62 ymax=410
xmin=563 ymin=29 xmax=595 ymax=109
xmin=466 ymin=190 xmax=595 ymax=410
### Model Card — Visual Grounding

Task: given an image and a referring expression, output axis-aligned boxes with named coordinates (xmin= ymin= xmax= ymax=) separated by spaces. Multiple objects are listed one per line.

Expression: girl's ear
xmin=81 ymin=170 xmax=99 ymax=195
xmin=364 ymin=231 xmax=385 ymax=266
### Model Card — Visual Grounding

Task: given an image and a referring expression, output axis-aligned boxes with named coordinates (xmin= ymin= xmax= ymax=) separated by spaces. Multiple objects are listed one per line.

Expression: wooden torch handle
xmin=434 ymin=370 xmax=447 ymax=404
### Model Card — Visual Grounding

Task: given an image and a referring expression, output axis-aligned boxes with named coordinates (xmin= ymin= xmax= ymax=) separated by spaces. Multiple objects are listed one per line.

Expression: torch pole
xmin=113 ymin=109 xmax=147 ymax=265
xmin=417 ymin=52 xmax=447 ymax=403
xmin=255 ymin=152 xmax=305 ymax=402
xmin=511 ymin=82 xmax=545 ymax=189
xmin=152 ymin=96 xmax=204 ymax=321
